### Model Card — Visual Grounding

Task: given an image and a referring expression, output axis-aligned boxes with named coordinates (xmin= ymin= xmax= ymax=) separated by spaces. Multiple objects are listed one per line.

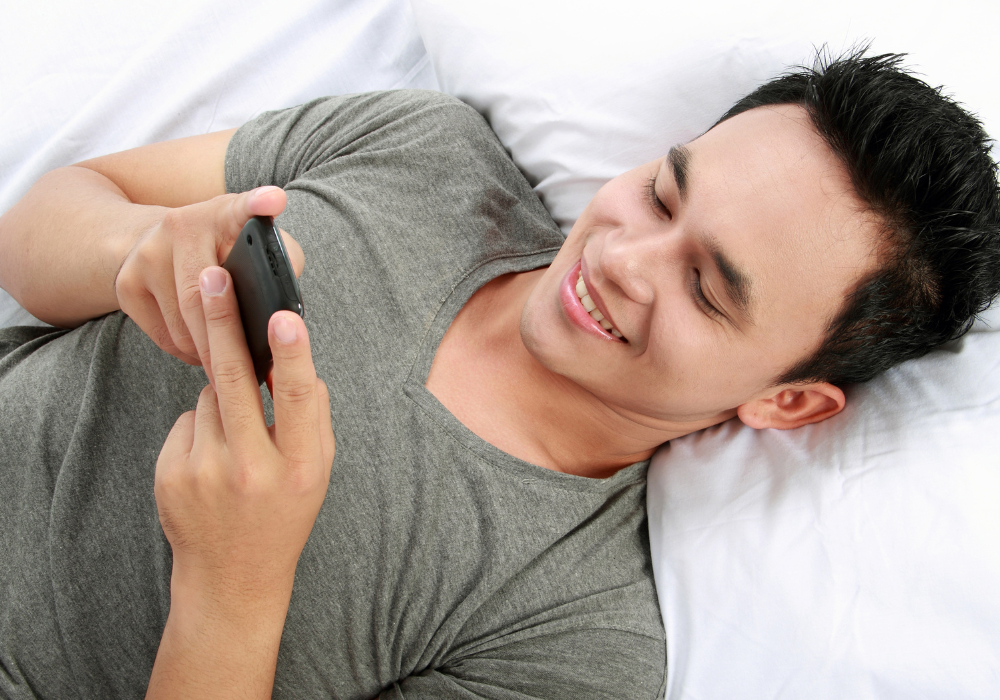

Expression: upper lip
xmin=580 ymin=259 xmax=622 ymax=337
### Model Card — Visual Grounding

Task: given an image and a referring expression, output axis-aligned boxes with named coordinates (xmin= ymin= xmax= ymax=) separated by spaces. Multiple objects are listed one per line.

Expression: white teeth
xmin=575 ymin=269 xmax=626 ymax=341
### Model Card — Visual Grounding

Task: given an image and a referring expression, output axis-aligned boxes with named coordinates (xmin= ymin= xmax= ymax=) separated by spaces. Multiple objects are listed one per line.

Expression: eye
xmin=645 ymin=175 xmax=671 ymax=218
xmin=690 ymin=269 xmax=723 ymax=319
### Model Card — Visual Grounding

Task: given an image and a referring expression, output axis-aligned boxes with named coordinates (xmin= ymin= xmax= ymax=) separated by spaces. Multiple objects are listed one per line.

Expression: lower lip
xmin=560 ymin=261 xmax=622 ymax=342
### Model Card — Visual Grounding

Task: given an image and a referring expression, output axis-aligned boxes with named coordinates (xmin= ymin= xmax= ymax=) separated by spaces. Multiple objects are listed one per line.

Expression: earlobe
xmin=736 ymin=382 xmax=846 ymax=430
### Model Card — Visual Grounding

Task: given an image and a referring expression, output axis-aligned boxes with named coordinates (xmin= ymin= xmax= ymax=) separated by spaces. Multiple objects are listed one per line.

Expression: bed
xmin=2 ymin=1 xmax=998 ymax=697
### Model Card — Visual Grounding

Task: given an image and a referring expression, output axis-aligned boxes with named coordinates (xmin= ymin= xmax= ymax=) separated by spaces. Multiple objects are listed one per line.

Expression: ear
xmin=736 ymin=382 xmax=846 ymax=430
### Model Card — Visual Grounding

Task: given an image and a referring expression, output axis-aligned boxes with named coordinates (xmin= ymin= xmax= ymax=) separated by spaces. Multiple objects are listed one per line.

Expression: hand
xmin=115 ymin=186 xmax=304 ymax=379
xmin=154 ymin=266 xmax=334 ymax=602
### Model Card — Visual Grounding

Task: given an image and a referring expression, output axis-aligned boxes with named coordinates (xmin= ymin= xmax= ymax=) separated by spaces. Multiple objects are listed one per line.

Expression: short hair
xmin=717 ymin=49 xmax=1000 ymax=386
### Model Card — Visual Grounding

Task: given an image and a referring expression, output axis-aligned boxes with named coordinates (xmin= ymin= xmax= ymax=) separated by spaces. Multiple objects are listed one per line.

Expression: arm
xmin=0 ymin=129 xmax=302 ymax=372
xmin=147 ymin=267 xmax=334 ymax=699
xmin=0 ymin=129 xmax=235 ymax=327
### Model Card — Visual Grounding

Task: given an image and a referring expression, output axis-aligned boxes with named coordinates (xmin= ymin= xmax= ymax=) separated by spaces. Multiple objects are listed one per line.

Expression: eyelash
xmin=645 ymin=176 xmax=670 ymax=217
xmin=644 ymin=176 xmax=719 ymax=319
xmin=690 ymin=270 xmax=723 ymax=319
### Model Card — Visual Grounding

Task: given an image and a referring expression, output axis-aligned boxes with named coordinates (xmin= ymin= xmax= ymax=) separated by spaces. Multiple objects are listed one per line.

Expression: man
xmin=1 ymin=51 xmax=997 ymax=699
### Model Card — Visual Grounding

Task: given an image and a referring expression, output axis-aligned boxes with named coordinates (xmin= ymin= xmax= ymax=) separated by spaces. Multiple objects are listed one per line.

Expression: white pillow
xmin=411 ymin=1 xmax=1000 ymax=698
xmin=648 ymin=323 xmax=1000 ymax=700
xmin=0 ymin=0 xmax=438 ymax=328
xmin=410 ymin=0 xmax=998 ymax=234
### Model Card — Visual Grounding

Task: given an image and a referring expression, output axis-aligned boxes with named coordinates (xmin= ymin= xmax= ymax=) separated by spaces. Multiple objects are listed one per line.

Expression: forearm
xmin=145 ymin=573 xmax=293 ymax=700
xmin=0 ymin=165 xmax=168 ymax=327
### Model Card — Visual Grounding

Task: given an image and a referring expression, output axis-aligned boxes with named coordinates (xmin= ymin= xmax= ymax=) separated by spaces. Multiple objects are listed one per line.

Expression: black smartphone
xmin=222 ymin=216 xmax=304 ymax=385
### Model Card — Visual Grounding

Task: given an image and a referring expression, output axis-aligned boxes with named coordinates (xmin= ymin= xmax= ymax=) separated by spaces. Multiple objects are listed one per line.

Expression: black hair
xmin=718 ymin=48 xmax=1000 ymax=386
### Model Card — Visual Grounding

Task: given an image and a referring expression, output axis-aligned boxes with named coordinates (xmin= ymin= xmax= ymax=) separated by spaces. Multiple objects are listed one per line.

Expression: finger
xmin=121 ymin=288 xmax=200 ymax=365
xmin=173 ymin=228 xmax=218 ymax=383
xmin=152 ymin=262 xmax=203 ymax=362
xmin=192 ymin=383 xmax=225 ymax=450
xmin=215 ymin=186 xmax=287 ymax=261
xmin=116 ymin=234 xmax=200 ymax=365
xmin=175 ymin=187 xmax=286 ymax=378
xmin=278 ymin=228 xmax=305 ymax=278
xmin=157 ymin=410 xmax=196 ymax=467
xmin=268 ymin=311 xmax=321 ymax=464
xmin=199 ymin=265 xmax=266 ymax=447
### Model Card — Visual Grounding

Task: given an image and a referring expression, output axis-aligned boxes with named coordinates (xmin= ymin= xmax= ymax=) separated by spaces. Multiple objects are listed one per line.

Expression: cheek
xmin=645 ymin=307 xmax=763 ymax=397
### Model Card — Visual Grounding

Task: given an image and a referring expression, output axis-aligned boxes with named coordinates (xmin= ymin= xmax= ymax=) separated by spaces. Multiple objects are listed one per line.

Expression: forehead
xmin=679 ymin=105 xmax=877 ymax=349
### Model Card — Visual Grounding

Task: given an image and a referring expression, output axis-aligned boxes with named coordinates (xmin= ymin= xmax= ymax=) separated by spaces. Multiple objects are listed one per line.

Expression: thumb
xmin=240 ymin=187 xmax=302 ymax=277
xmin=244 ymin=185 xmax=286 ymax=219
xmin=216 ymin=186 xmax=287 ymax=257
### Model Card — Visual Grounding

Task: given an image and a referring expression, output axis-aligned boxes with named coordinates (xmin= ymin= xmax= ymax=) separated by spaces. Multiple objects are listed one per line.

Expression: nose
xmin=597 ymin=223 xmax=671 ymax=306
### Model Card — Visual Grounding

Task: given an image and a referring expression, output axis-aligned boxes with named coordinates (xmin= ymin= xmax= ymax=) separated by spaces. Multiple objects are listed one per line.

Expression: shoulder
xmin=225 ymin=90 xmax=513 ymax=195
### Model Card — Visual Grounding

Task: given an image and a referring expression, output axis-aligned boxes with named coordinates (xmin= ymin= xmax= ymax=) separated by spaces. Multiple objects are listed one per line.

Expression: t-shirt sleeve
xmin=380 ymin=628 xmax=666 ymax=700
xmin=224 ymin=89 xmax=491 ymax=195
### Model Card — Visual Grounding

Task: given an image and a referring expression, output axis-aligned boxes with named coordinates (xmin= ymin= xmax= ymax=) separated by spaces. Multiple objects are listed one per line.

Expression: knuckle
xmin=161 ymin=209 xmax=205 ymax=251
xmin=229 ymin=407 xmax=258 ymax=437
xmin=222 ymin=194 xmax=247 ymax=227
xmin=159 ymin=207 xmax=183 ymax=229
xmin=149 ymin=323 xmax=177 ymax=352
xmin=177 ymin=278 xmax=203 ymax=311
xmin=154 ymin=461 xmax=183 ymax=495
xmin=224 ymin=460 xmax=255 ymax=494
xmin=198 ymin=383 xmax=217 ymax=403
xmin=212 ymin=357 xmax=254 ymax=388
xmin=164 ymin=307 xmax=194 ymax=349
xmin=115 ymin=264 xmax=138 ymax=294
xmin=203 ymin=299 xmax=239 ymax=325
xmin=316 ymin=379 xmax=330 ymax=402
xmin=134 ymin=241 xmax=158 ymax=267
xmin=274 ymin=377 xmax=315 ymax=404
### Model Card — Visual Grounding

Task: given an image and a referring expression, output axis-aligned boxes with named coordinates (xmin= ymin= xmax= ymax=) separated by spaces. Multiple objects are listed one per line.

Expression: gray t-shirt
xmin=0 ymin=90 xmax=666 ymax=699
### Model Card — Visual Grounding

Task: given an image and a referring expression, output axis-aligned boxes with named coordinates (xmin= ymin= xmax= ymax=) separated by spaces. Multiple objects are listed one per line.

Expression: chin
xmin=518 ymin=296 xmax=554 ymax=364
xmin=518 ymin=288 xmax=577 ymax=378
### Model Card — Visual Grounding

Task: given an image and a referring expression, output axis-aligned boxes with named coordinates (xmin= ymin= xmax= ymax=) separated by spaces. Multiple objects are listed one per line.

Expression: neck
xmin=426 ymin=268 xmax=725 ymax=479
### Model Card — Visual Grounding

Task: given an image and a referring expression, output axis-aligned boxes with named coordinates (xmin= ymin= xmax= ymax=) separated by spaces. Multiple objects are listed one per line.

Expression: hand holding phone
xmin=223 ymin=216 xmax=304 ymax=385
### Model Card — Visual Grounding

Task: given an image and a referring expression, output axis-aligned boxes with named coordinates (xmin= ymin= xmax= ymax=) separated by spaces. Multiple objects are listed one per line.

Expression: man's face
xmin=520 ymin=104 xmax=879 ymax=431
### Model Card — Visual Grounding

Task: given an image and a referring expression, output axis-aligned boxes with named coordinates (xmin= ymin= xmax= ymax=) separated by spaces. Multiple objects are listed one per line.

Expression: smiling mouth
xmin=575 ymin=270 xmax=625 ymax=340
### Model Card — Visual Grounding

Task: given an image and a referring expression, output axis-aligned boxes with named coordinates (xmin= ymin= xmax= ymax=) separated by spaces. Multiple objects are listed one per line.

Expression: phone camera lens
xmin=247 ymin=234 xmax=253 ymax=245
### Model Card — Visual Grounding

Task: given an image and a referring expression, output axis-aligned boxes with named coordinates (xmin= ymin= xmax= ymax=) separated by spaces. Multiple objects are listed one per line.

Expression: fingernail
xmin=274 ymin=315 xmax=297 ymax=344
xmin=200 ymin=267 xmax=227 ymax=296
xmin=250 ymin=185 xmax=278 ymax=203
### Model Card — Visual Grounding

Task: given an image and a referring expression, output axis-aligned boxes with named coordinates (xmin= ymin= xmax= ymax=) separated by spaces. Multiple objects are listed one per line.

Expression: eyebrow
xmin=703 ymin=235 xmax=754 ymax=325
xmin=668 ymin=145 xmax=691 ymax=203
xmin=666 ymin=145 xmax=755 ymax=324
